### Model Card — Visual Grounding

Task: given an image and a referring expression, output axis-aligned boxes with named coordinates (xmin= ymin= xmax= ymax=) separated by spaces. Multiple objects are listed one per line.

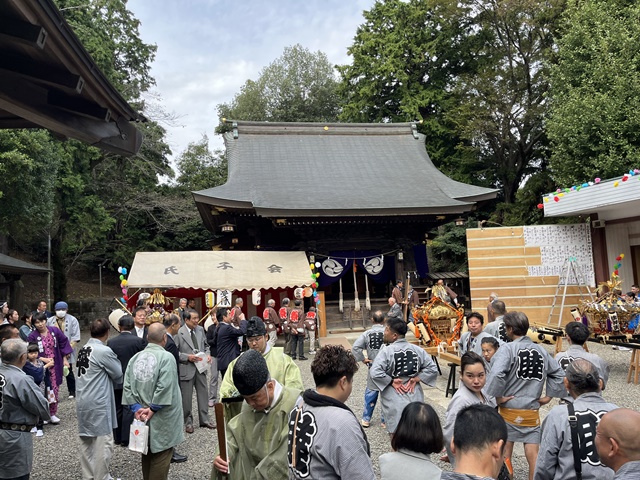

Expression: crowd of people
xmin=1 ymin=291 xmax=640 ymax=480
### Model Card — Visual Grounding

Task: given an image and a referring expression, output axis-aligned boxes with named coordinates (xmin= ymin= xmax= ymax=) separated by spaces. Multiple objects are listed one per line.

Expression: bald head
xmin=597 ymin=408 xmax=640 ymax=471
xmin=147 ymin=323 xmax=167 ymax=345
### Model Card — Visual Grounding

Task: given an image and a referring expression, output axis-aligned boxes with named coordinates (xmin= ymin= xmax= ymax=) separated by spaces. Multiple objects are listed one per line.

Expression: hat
xmin=246 ymin=316 xmax=267 ymax=337
xmin=54 ymin=301 xmax=68 ymax=310
xmin=233 ymin=349 xmax=269 ymax=396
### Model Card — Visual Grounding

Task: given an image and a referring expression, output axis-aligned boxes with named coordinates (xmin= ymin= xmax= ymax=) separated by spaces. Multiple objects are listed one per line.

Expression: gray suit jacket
xmin=175 ymin=324 xmax=207 ymax=381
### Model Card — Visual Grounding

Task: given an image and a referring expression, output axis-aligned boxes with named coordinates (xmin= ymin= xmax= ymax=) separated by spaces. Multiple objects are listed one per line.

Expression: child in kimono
xmin=23 ymin=342 xmax=53 ymax=436
xmin=481 ymin=336 xmax=500 ymax=372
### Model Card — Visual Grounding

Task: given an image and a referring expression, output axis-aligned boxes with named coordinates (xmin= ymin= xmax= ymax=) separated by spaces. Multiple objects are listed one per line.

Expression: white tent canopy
xmin=127 ymin=251 xmax=312 ymax=291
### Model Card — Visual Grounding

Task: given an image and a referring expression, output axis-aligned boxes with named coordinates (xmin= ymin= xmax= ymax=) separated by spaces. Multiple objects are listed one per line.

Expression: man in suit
xmin=175 ymin=310 xmax=215 ymax=433
xmin=133 ymin=306 xmax=148 ymax=341
xmin=107 ymin=314 xmax=146 ymax=446
xmin=162 ymin=314 xmax=188 ymax=464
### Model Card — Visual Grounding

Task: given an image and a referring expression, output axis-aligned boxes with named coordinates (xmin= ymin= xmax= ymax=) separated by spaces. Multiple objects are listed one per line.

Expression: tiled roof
xmin=194 ymin=122 xmax=497 ymax=217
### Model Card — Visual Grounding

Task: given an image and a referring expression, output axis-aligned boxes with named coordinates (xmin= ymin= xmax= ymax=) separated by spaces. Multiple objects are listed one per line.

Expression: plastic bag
xmin=128 ymin=419 xmax=149 ymax=455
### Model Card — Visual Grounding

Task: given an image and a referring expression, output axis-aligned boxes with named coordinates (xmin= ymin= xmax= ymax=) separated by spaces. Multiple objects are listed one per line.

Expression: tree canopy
xmin=216 ymin=44 xmax=341 ymax=129
xmin=547 ymin=0 xmax=640 ymax=186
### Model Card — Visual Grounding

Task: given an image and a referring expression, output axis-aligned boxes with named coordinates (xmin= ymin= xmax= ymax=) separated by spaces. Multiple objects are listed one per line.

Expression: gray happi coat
xmin=534 ymin=392 xmax=617 ymax=480
xmin=352 ymin=323 xmax=386 ymax=390
xmin=370 ymin=338 xmax=438 ymax=433
xmin=556 ymin=345 xmax=610 ymax=389
xmin=76 ymin=338 xmax=123 ymax=437
xmin=0 ymin=363 xmax=50 ymax=478
xmin=443 ymin=382 xmax=496 ymax=466
xmin=458 ymin=331 xmax=500 ymax=356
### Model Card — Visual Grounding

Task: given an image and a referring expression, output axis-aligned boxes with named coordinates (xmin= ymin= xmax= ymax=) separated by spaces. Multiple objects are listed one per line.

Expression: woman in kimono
xmin=443 ymin=352 xmax=496 ymax=466
xmin=27 ymin=312 xmax=73 ymax=423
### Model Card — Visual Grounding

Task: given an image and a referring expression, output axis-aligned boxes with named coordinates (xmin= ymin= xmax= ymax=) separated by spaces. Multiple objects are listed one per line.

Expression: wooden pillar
xmin=590 ymin=213 xmax=609 ymax=284
xmin=318 ymin=291 xmax=327 ymax=337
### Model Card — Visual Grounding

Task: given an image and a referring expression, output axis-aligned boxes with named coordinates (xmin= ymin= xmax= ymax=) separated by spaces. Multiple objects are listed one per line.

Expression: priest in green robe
xmin=219 ymin=317 xmax=303 ymax=420
xmin=212 ymin=349 xmax=301 ymax=480
xmin=123 ymin=323 xmax=184 ymax=480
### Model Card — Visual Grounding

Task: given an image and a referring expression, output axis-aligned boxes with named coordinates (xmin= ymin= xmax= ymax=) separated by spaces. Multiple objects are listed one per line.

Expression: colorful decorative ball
xmin=118 ymin=267 xmax=123 ymax=274
xmin=119 ymin=275 xmax=124 ymax=280
xmin=122 ymin=268 xmax=127 ymax=275
xmin=315 ymin=262 xmax=321 ymax=268
xmin=620 ymin=254 xmax=625 ymax=259
xmin=595 ymin=178 xmax=601 ymax=184
xmin=554 ymin=196 xmax=560 ymax=202
xmin=614 ymin=181 xmax=619 ymax=187
xmin=537 ymin=204 xmax=543 ymax=209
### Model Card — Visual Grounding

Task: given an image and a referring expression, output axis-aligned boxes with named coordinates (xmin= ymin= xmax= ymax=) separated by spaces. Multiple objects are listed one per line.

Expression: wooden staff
xmin=402 ymin=272 xmax=411 ymax=321
xmin=214 ymin=403 xmax=228 ymax=476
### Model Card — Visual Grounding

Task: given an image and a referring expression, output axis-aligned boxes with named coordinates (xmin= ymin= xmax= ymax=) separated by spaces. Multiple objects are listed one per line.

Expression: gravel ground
xmin=30 ymin=331 xmax=640 ymax=479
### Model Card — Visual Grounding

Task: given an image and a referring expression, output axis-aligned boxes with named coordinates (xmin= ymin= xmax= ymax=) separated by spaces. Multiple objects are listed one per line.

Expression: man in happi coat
xmin=262 ymin=299 xmax=280 ymax=347
xmin=534 ymin=359 xmax=618 ymax=480
xmin=123 ymin=324 xmax=184 ymax=480
xmin=485 ymin=311 xmax=565 ymax=480
xmin=352 ymin=309 xmax=386 ymax=428
xmin=484 ymin=300 xmax=509 ymax=342
xmin=288 ymin=345 xmax=376 ymax=480
xmin=219 ymin=317 xmax=302 ymax=421
xmin=370 ymin=316 xmax=439 ymax=434
xmin=0 ymin=339 xmax=50 ymax=480
xmin=458 ymin=311 xmax=502 ymax=356
xmin=76 ymin=319 xmax=123 ymax=480
xmin=212 ymin=349 xmax=300 ymax=480
xmin=555 ymin=322 xmax=610 ymax=395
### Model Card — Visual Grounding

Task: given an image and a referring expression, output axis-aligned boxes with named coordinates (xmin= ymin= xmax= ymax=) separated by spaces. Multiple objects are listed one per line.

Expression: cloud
xmin=128 ymin=0 xmax=376 ymax=158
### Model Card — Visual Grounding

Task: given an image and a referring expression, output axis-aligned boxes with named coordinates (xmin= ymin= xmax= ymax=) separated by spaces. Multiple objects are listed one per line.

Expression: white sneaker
xmin=30 ymin=426 xmax=37 ymax=433
xmin=68 ymin=394 xmax=75 ymax=399
xmin=309 ymin=350 xmax=316 ymax=355
xmin=50 ymin=415 xmax=60 ymax=424
xmin=43 ymin=420 xmax=49 ymax=425
xmin=36 ymin=430 xmax=44 ymax=437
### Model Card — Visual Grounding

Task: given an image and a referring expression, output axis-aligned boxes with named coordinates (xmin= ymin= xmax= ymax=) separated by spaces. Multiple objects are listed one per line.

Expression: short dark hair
xmin=481 ymin=336 xmax=500 ymax=351
xmin=0 ymin=324 xmax=19 ymax=344
xmin=27 ymin=342 xmax=39 ymax=353
xmin=216 ymin=308 xmax=229 ymax=322
xmin=282 ymin=297 xmax=290 ymax=306
xmin=565 ymin=321 xmax=589 ymax=345
xmin=90 ymin=318 xmax=110 ymax=337
xmin=566 ymin=358 xmax=601 ymax=395
xmin=453 ymin=404 xmax=507 ymax=453
xmin=294 ymin=299 xmax=302 ymax=307
xmin=372 ymin=310 xmax=385 ymax=323
xmin=134 ymin=306 xmax=147 ymax=316
xmin=491 ymin=300 xmax=506 ymax=315
xmin=33 ymin=312 xmax=48 ymax=323
xmin=466 ymin=312 xmax=484 ymax=325
xmin=118 ymin=314 xmax=134 ymax=330
xmin=187 ymin=309 xmax=198 ymax=320
xmin=163 ymin=314 xmax=180 ymax=328
xmin=311 ymin=345 xmax=358 ymax=388
xmin=392 ymin=402 xmax=444 ymax=455
xmin=386 ymin=317 xmax=407 ymax=336
xmin=503 ymin=311 xmax=529 ymax=336
xmin=460 ymin=351 xmax=486 ymax=374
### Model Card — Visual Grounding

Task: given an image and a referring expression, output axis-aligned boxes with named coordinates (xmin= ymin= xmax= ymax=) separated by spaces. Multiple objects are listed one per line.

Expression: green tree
xmin=175 ymin=135 xmax=228 ymax=191
xmin=547 ymin=0 xmax=640 ymax=186
xmin=217 ymin=44 xmax=341 ymax=129
xmin=337 ymin=0 xmax=484 ymax=182
xmin=449 ymin=0 xmax=563 ymax=205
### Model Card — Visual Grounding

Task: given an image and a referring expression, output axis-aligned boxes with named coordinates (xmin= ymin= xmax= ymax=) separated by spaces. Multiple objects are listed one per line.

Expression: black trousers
xmin=113 ymin=388 xmax=133 ymax=445
xmin=66 ymin=363 xmax=76 ymax=395
xmin=290 ymin=335 xmax=305 ymax=358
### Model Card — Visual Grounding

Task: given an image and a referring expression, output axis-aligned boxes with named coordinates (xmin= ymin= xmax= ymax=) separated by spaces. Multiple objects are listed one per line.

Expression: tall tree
xmin=337 ymin=0 xmax=485 ymax=182
xmin=175 ymin=135 xmax=228 ymax=191
xmin=547 ymin=0 xmax=640 ymax=186
xmin=217 ymin=44 xmax=341 ymax=129
xmin=449 ymin=0 xmax=563 ymax=205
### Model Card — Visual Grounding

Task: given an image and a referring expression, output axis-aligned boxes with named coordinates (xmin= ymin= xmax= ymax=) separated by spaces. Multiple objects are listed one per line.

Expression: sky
xmin=127 ymin=0 xmax=376 ymax=161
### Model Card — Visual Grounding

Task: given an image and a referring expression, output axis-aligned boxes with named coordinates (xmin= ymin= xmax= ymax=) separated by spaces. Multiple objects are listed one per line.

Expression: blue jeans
xmin=362 ymin=387 xmax=384 ymax=423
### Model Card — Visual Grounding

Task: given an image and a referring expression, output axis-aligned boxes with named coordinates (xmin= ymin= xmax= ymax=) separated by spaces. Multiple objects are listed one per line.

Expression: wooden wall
xmin=467 ymin=226 xmax=593 ymax=327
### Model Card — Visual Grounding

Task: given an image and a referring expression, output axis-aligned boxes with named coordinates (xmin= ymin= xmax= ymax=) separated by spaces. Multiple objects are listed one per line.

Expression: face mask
xmin=56 ymin=310 xmax=66 ymax=318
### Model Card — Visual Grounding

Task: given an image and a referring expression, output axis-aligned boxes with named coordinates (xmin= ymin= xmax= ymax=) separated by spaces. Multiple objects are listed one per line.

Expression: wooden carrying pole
xmin=214 ymin=403 xmax=228 ymax=476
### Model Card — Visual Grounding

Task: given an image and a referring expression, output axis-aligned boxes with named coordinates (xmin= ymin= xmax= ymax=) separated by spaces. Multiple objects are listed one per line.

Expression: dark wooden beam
xmin=0 ymin=54 xmax=84 ymax=93
xmin=48 ymin=90 xmax=110 ymax=121
xmin=0 ymin=17 xmax=47 ymax=49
